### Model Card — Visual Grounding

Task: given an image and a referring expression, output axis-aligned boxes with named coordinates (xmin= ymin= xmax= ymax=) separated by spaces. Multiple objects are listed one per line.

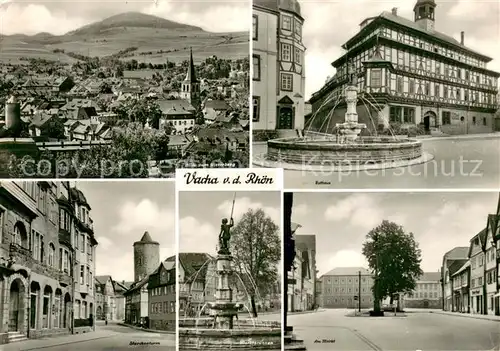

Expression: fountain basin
xmin=251 ymin=135 xmax=435 ymax=171
xmin=179 ymin=319 xmax=281 ymax=350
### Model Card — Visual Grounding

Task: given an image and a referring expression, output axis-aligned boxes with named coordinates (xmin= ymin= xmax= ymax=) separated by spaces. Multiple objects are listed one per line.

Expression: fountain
xmin=253 ymin=62 xmax=433 ymax=171
xmin=179 ymin=196 xmax=281 ymax=350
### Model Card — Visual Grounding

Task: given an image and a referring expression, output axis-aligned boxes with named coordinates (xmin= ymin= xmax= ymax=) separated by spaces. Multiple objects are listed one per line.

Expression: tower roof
xmin=134 ymin=231 xmax=159 ymax=245
xmin=414 ymin=0 xmax=436 ymax=10
xmin=184 ymin=47 xmax=198 ymax=83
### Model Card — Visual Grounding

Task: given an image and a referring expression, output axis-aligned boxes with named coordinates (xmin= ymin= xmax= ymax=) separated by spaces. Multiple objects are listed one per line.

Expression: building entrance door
xmin=495 ymin=297 xmax=500 ymax=316
xmin=423 ymin=300 xmax=429 ymax=308
xmin=278 ymin=107 xmax=294 ymax=129
xmin=423 ymin=111 xmax=437 ymax=131
xmin=9 ymin=282 xmax=20 ymax=332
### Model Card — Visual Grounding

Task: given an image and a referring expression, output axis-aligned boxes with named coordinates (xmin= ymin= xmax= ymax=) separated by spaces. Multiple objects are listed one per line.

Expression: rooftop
xmin=322 ymin=267 xmax=371 ymax=277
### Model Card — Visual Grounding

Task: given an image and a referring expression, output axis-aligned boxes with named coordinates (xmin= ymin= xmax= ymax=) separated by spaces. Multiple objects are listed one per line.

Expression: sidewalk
xmin=117 ymin=323 xmax=175 ymax=334
xmin=430 ymin=310 xmax=500 ymax=322
xmin=258 ymin=309 xmax=324 ymax=316
xmin=288 ymin=309 xmax=325 ymax=315
xmin=0 ymin=330 xmax=114 ymax=351
xmin=417 ymin=132 xmax=500 ymax=141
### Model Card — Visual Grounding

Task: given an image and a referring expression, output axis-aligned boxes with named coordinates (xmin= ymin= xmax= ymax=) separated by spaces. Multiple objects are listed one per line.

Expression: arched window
xmin=13 ymin=222 xmax=27 ymax=248
xmin=48 ymin=243 xmax=55 ymax=267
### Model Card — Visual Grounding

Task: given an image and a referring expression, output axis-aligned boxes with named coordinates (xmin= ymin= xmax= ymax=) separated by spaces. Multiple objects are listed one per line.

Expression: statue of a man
xmin=218 ymin=217 xmax=234 ymax=253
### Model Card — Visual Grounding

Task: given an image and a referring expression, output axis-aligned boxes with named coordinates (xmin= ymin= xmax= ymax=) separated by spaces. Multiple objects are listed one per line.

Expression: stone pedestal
xmin=208 ymin=253 xmax=238 ymax=330
xmin=336 ymin=84 xmax=366 ymax=143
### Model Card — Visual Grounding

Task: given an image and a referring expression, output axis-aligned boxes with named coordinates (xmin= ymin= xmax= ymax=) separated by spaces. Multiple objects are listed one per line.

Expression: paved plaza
xmin=286 ymin=309 xmax=500 ymax=350
xmin=0 ymin=322 xmax=175 ymax=351
xmin=253 ymin=136 xmax=500 ymax=189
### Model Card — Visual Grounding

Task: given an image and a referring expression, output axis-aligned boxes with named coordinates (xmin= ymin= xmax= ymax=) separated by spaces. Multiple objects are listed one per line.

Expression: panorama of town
xmin=284 ymin=192 xmax=500 ymax=351
xmin=0 ymin=12 xmax=249 ymax=178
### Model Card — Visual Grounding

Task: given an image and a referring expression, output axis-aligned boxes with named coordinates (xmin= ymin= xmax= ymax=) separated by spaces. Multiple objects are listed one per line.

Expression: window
xmin=252 ymin=96 xmax=260 ymax=122
xmin=472 ymin=116 xmax=476 ymax=125
xmin=281 ymin=43 xmax=292 ymax=61
xmin=403 ymin=107 xmax=415 ymax=123
xmin=483 ymin=117 xmax=487 ymax=126
xmin=435 ymin=62 xmax=440 ymax=74
xmin=282 ymin=15 xmax=292 ymax=31
xmin=32 ymin=230 xmax=43 ymax=261
xmin=37 ymin=187 xmax=46 ymax=214
xmin=294 ymin=20 xmax=302 ymax=35
xmin=80 ymin=265 xmax=84 ymax=285
xmin=442 ymin=111 xmax=451 ymax=125
xmin=86 ymin=266 xmax=90 ymax=286
xmin=370 ymin=69 xmax=382 ymax=87
xmin=294 ymin=47 xmax=301 ymax=65
xmin=252 ymin=15 xmax=258 ymax=40
xmin=409 ymin=80 xmax=415 ymax=94
xmin=396 ymin=77 xmax=403 ymax=93
xmin=281 ymin=73 xmax=293 ymax=91
xmin=252 ymin=55 xmax=260 ymax=81
xmin=434 ymin=84 xmax=439 ymax=97
xmin=425 ymin=83 xmax=430 ymax=95
xmin=48 ymin=243 xmax=55 ymax=267
xmin=443 ymin=86 xmax=448 ymax=98
xmin=80 ymin=234 xmax=84 ymax=252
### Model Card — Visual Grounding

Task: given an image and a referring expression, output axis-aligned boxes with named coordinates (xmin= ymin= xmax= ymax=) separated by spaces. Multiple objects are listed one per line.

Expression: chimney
xmin=460 ymin=31 xmax=465 ymax=45
xmin=391 ymin=7 xmax=398 ymax=16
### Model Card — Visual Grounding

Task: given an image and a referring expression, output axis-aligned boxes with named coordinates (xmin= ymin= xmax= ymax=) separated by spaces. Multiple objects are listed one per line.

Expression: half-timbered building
xmin=309 ymin=0 xmax=500 ymax=135
xmin=252 ymin=0 xmax=306 ymax=133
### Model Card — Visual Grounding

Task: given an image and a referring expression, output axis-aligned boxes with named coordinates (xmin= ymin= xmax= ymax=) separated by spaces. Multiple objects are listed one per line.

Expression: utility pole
xmin=358 ymin=270 xmax=361 ymax=312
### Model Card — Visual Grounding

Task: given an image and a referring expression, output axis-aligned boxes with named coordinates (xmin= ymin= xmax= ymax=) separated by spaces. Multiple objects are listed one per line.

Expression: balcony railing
xmin=10 ymin=243 xmax=72 ymax=284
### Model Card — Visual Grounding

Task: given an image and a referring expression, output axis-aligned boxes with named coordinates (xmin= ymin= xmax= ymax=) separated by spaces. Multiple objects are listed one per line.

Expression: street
xmin=254 ymin=136 xmax=500 ymax=189
xmin=0 ymin=322 xmax=175 ymax=351
xmin=285 ymin=309 xmax=500 ymax=350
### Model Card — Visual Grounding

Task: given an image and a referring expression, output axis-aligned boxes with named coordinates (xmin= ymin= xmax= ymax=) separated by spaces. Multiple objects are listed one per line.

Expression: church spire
xmin=185 ymin=47 xmax=198 ymax=83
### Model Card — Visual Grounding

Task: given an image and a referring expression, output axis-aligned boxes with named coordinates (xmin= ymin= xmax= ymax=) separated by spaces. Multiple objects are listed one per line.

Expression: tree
xmin=45 ymin=118 xmax=65 ymax=140
xmin=230 ymin=209 xmax=280 ymax=317
xmin=362 ymin=220 xmax=423 ymax=313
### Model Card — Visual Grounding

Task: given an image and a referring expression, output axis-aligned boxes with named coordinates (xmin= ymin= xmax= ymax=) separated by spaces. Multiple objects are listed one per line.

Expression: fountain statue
xmin=335 ymin=60 xmax=366 ymax=143
xmin=218 ymin=217 xmax=234 ymax=255
xmin=210 ymin=213 xmax=239 ymax=329
xmin=178 ymin=193 xmax=281 ymax=350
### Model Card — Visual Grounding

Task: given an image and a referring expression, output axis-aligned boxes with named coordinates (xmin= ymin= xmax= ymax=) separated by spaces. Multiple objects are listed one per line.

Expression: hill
xmin=0 ymin=12 xmax=249 ymax=64
xmin=66 ymin=12 xmax=202 ymax=36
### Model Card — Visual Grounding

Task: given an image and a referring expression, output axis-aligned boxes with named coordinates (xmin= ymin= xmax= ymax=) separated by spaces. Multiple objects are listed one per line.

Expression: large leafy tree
xmin=230 ymin=208 xmax=280 ymax=317
xmin=362 ymin=220 xmax=423 ymax=312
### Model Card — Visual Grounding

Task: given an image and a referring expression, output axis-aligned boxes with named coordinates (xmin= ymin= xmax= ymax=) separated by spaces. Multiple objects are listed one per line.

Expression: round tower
xmin=5 ymin=95 xmax=21 ymax=136
xmin=133 ymin=231 xmax=160 ymax=282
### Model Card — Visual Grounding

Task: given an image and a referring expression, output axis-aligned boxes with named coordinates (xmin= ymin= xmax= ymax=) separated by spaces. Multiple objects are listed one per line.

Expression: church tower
xmin=133 ymin=231 xmax=160 ymax=282
xmin=414 ymin=0 xmax=436 ymax=31
xmin=181 ymin=48 xmax=200 ymax=109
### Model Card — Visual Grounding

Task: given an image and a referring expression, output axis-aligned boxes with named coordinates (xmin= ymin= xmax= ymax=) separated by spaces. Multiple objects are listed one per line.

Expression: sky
xmin=179 ymin=191 xmax=281 ymax=254
xmin=0 ymin=0 xmax=249 ymax=35
xmin=76 ymin=181 xmax=175 ymax=283
xmin=291 ymin=192 xmax=500 ymax=277
xmin=301 ymin=0 xmax=500 ymax=99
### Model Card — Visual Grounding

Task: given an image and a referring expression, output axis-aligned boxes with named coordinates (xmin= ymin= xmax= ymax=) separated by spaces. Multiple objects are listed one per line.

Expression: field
xmin=0 ymin=28 xmax=249 ymax=64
